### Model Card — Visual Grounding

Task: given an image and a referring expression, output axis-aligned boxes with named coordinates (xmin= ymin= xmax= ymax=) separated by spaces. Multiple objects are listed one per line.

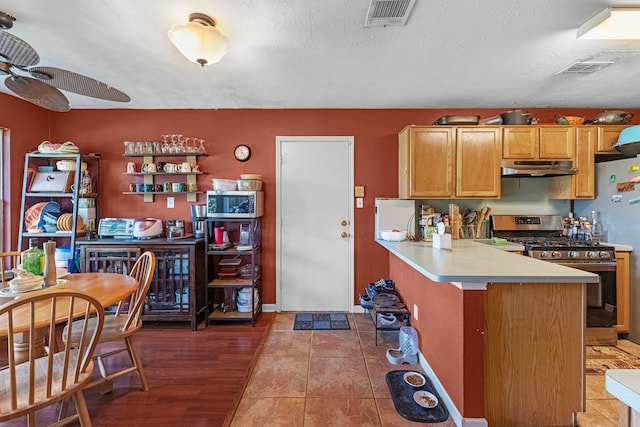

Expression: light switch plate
xmin=167 ymin=197 xmax=175 ymax=208
xmin=356 ymin=198 xmax=363 ymax=208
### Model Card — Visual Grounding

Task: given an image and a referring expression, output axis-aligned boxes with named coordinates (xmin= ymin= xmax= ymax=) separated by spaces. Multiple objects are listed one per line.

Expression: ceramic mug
xmin=187 ymin=182 xmax=198 ymax=192
xmin=157 ymin=161 xmax=166 ymax=172
xmin=164 ymin=163 xmax=177 ymax=173
xmin=144 ymin=183 xmax=154 ymax=192
xmin=127 ymin=162 xmax=136 ymax=173
xmin=191 ymin=164 xmax=201 ymax=173
xmin=172 ymin=182 xmax=185 ymax=192
xmin=164 ymin=182 xmax=172 ymax=192
xmin=129 ymin=183 xmax=136 ymax=192
xmin=179 ymin=162 xmax=191 ymax=173
xmin=135 ymin=183 xmax=145 ymax=192
xmin=142 ymin=163 xmax=157 ymax=173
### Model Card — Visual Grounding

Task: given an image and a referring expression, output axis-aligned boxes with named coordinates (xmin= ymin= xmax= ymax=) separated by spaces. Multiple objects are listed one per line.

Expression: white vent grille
xmin=365 ymin=0 xmax=416 ymax=27
xmin=558 ymin=61 xmax=615 ymax=74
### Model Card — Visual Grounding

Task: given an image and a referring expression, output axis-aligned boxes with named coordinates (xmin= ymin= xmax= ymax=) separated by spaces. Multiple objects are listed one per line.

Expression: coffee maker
xmin=190 ymin=204 xmax=207 ymax=238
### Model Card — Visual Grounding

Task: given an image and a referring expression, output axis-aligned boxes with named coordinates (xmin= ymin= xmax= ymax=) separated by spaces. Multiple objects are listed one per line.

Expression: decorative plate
xmin=0 ymin=279 xmax=68 ymax=296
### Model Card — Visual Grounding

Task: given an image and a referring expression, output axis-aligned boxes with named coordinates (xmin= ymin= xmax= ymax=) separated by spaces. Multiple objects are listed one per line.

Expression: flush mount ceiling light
xmin=168 ymin=13 xmax=229 ymax=66
xmin=578 ymin=8 xmax=640 ymax=39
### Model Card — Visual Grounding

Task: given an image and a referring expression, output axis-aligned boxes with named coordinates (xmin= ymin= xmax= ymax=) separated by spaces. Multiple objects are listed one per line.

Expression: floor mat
xmin=586 ymin=345 xmax=640 ymax=375
xmin=293 ymin=312 xmax=350 ymax=330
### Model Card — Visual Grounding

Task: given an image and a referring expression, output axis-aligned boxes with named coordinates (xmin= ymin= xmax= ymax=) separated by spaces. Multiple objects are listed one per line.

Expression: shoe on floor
xmin=360 ymin=294 xmax=374 ymax=309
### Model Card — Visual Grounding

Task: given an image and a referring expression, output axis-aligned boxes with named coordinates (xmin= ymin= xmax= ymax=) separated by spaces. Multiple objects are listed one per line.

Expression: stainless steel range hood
xmin=501 ymin=160 xmax=577 ymax=177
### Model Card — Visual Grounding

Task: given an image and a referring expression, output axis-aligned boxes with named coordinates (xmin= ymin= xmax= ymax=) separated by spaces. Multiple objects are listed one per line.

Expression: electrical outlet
xmin=167 ymin=197 xmax=175 ymax=208
xmin=413 ymin=304 xmax=418 ymax=321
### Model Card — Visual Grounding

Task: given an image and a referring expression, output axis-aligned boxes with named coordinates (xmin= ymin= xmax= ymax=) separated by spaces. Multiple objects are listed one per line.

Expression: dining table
xmin=0 ymin=272 xmax=138 ymax=363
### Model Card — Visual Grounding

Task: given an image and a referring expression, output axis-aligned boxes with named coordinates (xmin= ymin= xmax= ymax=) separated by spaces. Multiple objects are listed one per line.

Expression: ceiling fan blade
xmin=5 ymin=75 xmax=70 ymax=112
xmin=29 ymin=66 xmax=130 ymax=102
xmin=0 ymin=29 xmax=38 ymax=67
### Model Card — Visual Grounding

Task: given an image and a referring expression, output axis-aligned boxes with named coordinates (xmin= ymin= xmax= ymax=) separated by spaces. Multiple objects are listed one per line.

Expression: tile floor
xmin=231 ymin=312 xmax=638 ymax=426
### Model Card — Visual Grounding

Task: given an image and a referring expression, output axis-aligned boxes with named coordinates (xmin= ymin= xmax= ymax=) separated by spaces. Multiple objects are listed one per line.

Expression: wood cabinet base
xmin=585 ymin=327 xmax=618 ymax=345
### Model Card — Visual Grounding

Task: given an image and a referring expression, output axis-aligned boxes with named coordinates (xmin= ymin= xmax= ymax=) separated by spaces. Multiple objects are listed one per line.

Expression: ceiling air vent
xmin=365 ymin=0 xmax=416 ymax=27
xmin=557 ymin=60 xmax=615 ymax=74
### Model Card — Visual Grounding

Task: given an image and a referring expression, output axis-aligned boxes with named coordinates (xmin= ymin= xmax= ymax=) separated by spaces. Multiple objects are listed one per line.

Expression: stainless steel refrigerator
xmin=575 ymin=157 xmax=640 ymax=342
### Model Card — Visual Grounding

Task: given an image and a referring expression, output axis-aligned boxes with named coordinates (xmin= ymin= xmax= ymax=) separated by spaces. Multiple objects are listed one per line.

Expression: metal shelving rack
xmin=17 ymin=153 xmax=100 ymax=260
xmin=204 ymin=217 xmax=262 ymax=326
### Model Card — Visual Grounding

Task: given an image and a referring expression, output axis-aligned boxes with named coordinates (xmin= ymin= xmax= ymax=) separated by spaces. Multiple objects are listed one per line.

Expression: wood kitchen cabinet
xmin=616 ymin=251 xmax=630 ymax=334
xmin=398 ymin=126 xmax=500 ymax=199
xmin=502 ymin=126 xmax=574 ymax=159
xmin=549 ymin=127 xmax=596 ymax=200
xmin=455 ymin=127 xmax=501 ymax=198
xmin=399 ymin=126 xmax=454 ymax=198
xmin=597 ymin=125 xmax=628 ymax=154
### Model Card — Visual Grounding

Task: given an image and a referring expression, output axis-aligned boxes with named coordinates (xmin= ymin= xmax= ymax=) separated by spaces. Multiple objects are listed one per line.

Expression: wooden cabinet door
xmin=456 ymin=127 xmax=501 ymax=198
xmin=502 ymin=127 xmax=539 ymax=159
xmin=539 ymin=127 xmax=575 ymax=159
xmin=399 ymin=126 xmax=454 ymax=198
xmin=616 ymin=252 xmax=630 ymax=333
xmin=597 ymin=125 xmax=628 ymax=153
xmin=573 ymin=127 xmax=596 ymax=198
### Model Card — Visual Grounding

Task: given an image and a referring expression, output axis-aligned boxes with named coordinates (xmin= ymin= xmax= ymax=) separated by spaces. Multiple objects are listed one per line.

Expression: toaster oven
xmin=98 ymin=218 xmax=136 ymax=238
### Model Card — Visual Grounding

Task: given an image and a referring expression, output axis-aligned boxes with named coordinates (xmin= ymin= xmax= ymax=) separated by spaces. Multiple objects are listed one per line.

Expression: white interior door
xmin=276 ymin=136 xmax=354 ymax=312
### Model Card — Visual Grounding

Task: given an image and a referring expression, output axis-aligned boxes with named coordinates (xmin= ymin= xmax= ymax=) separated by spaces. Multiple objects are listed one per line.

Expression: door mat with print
xmin=293 ymin=312 xmax=350 ymax=330
xmin=586 ymin=345 xmax=640 ymax=375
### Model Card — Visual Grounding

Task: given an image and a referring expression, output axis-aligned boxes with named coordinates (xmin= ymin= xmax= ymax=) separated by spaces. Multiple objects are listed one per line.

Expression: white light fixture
xmin=168 ymin=13 xmax=229 ymax=66
xmin=578 ymin=7 xmax=640 ymax=39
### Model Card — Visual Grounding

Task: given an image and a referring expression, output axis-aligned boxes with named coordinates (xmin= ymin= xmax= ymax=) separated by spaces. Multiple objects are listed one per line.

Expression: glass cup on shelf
xmin=123 ymin=141 xmax=134 ymax=155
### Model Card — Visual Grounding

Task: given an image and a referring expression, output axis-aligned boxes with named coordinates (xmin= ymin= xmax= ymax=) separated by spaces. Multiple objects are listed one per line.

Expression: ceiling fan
xmin=0 ymin=11 xmax=130 ymax=112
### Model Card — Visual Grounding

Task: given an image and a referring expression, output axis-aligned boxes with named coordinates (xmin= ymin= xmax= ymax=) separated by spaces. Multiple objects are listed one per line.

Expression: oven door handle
xmin=559 ymin=261 xmax=617 ymax=272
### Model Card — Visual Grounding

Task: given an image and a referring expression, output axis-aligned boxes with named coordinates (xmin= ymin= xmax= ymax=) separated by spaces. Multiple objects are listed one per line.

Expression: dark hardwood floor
xmin=0 ymin=313 xmax=274 ymax=427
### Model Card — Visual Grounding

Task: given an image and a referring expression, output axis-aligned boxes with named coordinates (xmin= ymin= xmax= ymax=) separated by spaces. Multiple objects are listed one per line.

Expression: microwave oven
xmin=206 ymin=191 xmax=264 ymax=218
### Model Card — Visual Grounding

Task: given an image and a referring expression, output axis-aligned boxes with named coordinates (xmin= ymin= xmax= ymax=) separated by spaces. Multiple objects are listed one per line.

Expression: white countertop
xmin=606 ymin=370 xmax=640 ymax=411
xmin=377 ymin=238 xmax=599 ymax=286
xmin=609 ymin=243 xmax=633 ymax=252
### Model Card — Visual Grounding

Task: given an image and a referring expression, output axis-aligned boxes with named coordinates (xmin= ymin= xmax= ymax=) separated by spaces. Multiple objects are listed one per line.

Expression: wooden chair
xmin=0 ymin=251 xmax=21 ymax=285
xmin=0 ymin=291 xmax=105 ymax=426
xmin=64 ymin=251 xmax=156 ymax=391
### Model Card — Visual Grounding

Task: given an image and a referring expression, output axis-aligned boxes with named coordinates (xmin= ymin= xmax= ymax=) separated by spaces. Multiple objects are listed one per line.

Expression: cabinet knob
xmin=341 ymin=232 xmax=350 ymax=238
xmin=341 ymin=220 xmax=349 ymax=226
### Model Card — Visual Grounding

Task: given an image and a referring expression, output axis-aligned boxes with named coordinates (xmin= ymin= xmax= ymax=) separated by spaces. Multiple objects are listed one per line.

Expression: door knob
xmin=341 ymin=232 xmax=350 ymax=238
xmin=341 ymin=220 xmax=349 ymax=226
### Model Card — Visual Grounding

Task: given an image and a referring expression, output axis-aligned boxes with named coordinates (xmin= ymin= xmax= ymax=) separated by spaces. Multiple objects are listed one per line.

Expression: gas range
xmin=491 ymin=214 xmax=615 ymax=262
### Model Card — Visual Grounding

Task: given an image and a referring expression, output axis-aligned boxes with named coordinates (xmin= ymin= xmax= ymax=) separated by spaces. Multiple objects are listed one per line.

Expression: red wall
xmin=390 ymin=253 xmax=486 ymax=418
xmin=3 ymin=94 xmax=640 ymax=307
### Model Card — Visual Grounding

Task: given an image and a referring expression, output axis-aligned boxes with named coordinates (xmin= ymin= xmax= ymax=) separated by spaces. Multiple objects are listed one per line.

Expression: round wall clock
xmin=234 ymin=144 xmax=251 ymax=162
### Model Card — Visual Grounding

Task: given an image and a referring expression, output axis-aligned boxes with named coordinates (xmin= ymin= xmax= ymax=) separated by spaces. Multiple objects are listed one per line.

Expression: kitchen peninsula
xmin=377 ymin=238 xmax=598 ymax=427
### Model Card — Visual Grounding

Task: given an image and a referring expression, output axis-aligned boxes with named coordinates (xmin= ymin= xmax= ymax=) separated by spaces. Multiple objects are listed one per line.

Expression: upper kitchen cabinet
xmin=549 ymin=127 xmax=596 ymax=200
xmin=455 ymin=127 xmax=501 ymax=198
xmin=398 ymin=126 xmax=501 ymax=199
xmin=399 ymin=126 xmax=454 ymax=198
xmin=502 ymin=127 xmax=574 ymax=159
xmin=596 ymin=125 xmax=628 ymax=154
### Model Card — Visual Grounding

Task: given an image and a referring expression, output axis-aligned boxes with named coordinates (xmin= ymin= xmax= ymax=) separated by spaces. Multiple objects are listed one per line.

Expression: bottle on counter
xmin=591 ymin=210 xmax=604 ymax=243
xmin=21 ymin=238 xmax=44 ymax=275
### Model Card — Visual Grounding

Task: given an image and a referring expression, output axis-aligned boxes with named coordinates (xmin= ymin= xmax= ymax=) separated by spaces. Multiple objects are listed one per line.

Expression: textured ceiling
xmin=1 ymin=0 xmax=640 ymax=110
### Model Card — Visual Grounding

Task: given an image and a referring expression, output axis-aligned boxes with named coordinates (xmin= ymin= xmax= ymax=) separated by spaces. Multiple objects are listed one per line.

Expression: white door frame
xmin=275 ymin=136 xmax=355 ymax=312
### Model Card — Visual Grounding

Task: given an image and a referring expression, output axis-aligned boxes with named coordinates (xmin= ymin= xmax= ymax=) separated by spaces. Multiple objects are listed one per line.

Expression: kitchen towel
xmin=293 ymin=312 xmax=350 ymax=330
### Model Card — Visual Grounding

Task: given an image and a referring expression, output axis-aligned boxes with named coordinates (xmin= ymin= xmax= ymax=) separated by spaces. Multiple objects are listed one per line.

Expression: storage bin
xmin=212 ymin=179 xmax=237 ymax=191
xmin=236 ymin=179 xmax=262 ymax=191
